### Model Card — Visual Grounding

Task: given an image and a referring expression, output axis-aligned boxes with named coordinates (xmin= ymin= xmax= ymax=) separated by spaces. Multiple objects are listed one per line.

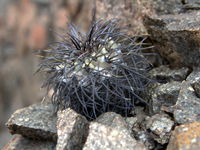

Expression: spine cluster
xmin=36 ymin=14 xmax=152 ymax=120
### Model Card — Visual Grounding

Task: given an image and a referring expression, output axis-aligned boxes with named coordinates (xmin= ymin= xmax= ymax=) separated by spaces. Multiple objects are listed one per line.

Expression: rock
xmin=125 ymin=117 xmax=137 ymax=138
xmin=83 ymin=122 xmax=147 ymax=150
xmin=56 ymin=108 xmax=89 ymax=150
xmin=173 ymin=81 xmax=200 ymax=124
xmin=96 ymin=0 xmax=154 ymax=35
xmin=149 ymin=65 xmax=189 ymax=82
xmin=3 ymin=136 xmax=56 ymax=150
xmin=96 ymin=112 xmax=129 ymax=135
xmin=186 ymin=70 xmax=200 ymax=98
xmin=146 ymin=114 xmax=174 ymax=145
xmin=1 ymin=0 xmax=193 ymax=147
xmin=182 ymin=0 xmax=200 ymax=12
xmin=152 ymin=0 xmax=184 ymax=15
xmin=5 ymin=102 xmax=57 ymax=141
xmin=96 ymin=0 xmax=187 ymax=36
xmin=133 ymin=129 xmax=156 ymax=150
xmin=146 ymin=81 xmax=181 ymax=115
xmin=167 ymin=121 xmax=200 ymax=150
xmin=4 ymin=1 xmax=200 ymax=149
xmin=183 ymin=3 xmax=200 ymax=11
xmin=143 ymin=11 xmax=200 ymax=68
xmin=131 ymin=107 xmax=148 ymax=126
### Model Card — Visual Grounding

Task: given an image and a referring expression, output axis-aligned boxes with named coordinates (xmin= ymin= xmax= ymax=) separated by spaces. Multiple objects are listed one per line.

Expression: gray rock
xmin=132 ymin=129 xmax=156 ymax=150
xmin=146 ymin=81 xmax=181 ymax=115
xmin=146 ymin=114 xmax=174 ymax=145
xmin=173 ymin=81 xmax=200 ymax=124
xmin=125 ymin=117 xmax=137 ymax=138
xmin=186 ymin=70 xmax=200 ymax=97
xmin=183 ymin=3 xmax=200 ymax=11
xmin=3 ymin=136 xmax=56 ymax=150
xmin=127 ymin=110 xmax=156 ymax=149
xmin=5 ymin=102 xmax=57 ymax=141
xmin=83 ymin=122 xmax=147 ymax=150
xmin=96 ymin=112 xmax=129 ymax=135
xmin=182 ymin=0 xmax=200 ymax=11
xmin=56 ymin=108 xmax=89 ymax=150
xmin=143 ymin=11 xmax=200 ymax=68
xmin=149 ymin=65 xmax=189 ymax=82
xmin=97 ymin=112 xmax=142 ymax=139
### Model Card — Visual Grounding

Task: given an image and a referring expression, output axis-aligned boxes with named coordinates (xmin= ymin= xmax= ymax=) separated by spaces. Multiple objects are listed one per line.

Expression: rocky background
xmin=0 ymin=0 xmax=93 ymax=148
xmin=1 ymin=0 xmax=200 ymax=149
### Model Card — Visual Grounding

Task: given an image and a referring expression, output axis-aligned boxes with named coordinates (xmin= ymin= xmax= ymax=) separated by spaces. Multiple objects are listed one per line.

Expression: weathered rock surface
xmin=149 ymin=65 xmax=189 ymax=82
xmin=5 ymin=105 xmax=151 ymax=150
xmin=97 ymin=112 xmax=129 ymax=135
xmin=125 ymin=117 xmax=137 ymax=138
xmin=3 ymin=136 xmax=56 ymax=150
xmin=183 ymin=0 xmax=200 ymax=12
xmin=146 ymin=81 xmax=181 ymax=115
xmin=132 ymin=116 xmax=156 ymax=150
xmin=133 ymin=129 xmax=155 ymax=150
xmin=143 ymin=11 xmax=200 ymax=68
xmin=56 ymin=108 xmax=89 ymax=150
xmin=173 ymin=81 xmax=200 ymax=124
xmin=186 ymin=69 xmax=200 ymax=98
xmin=146 ymin=114 xmax=174 ymax=145
xmin=131 ymin=113 xmax=174 ymax=149
xmin=5 ymin=102 xmax=57 ymax=141
xmin=83 ymin=122 xmax=147 ymax=150
xmin=152 ymin=0 xmax=184 ymax=15
xmin=167 ymin=121 xmax=200 ymax=150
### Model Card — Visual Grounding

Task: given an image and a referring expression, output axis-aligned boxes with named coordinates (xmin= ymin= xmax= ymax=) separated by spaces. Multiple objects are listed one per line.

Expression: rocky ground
xmin=1 ymin=0 xmax=200 ymax=150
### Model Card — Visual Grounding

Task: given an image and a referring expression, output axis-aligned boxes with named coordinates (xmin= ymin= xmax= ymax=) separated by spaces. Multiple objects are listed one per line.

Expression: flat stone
xmin=143 ymin=11 xmax=200 ymax=68
xmin=5 ymin=102 xmax=57 ymax=141
xmin=83 ymin=122 xmax=147 ymax=150
xmin=56 ymin=108 xmax=89 ymax=150
xmin=167 ymin=121 xmax=200 ymax=150
xmin=3 ymin=136 xmax=56 ymax=150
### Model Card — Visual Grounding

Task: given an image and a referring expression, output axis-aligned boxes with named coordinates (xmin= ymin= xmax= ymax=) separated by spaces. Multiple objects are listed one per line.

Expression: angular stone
xmin=167 ymin=122 xmax=200 ymax=150
xmin=186 ymin=70 xmax=200 ymax=97
xmin=143 ymin=11 xmax=200 ymax=68
xmin=129 ymin=108 xmax=156 ymax=149
xmin=133 ymin=130 xmax=156 ymax=150
xmin=97 ymin=112 xmax=129 ymax=135
xmin=125 ymin=117 xmax=137 ymax=138
xmin=83 ymin=122 xmax=147 ymax=150
xmin=173 ymin=81 xmax=200 ymax=124
xmin=5 ymin=102 xmax=57 ymax=141
xmin=56 ymin=108 xmax=89 ymax=150
xmin=3 ymin=136 xmax=56 ymax=150
xmin=146 ymin=81 xmax=181 ymax=115
xmin=146 ymin=114 xmax=174 ymax=145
